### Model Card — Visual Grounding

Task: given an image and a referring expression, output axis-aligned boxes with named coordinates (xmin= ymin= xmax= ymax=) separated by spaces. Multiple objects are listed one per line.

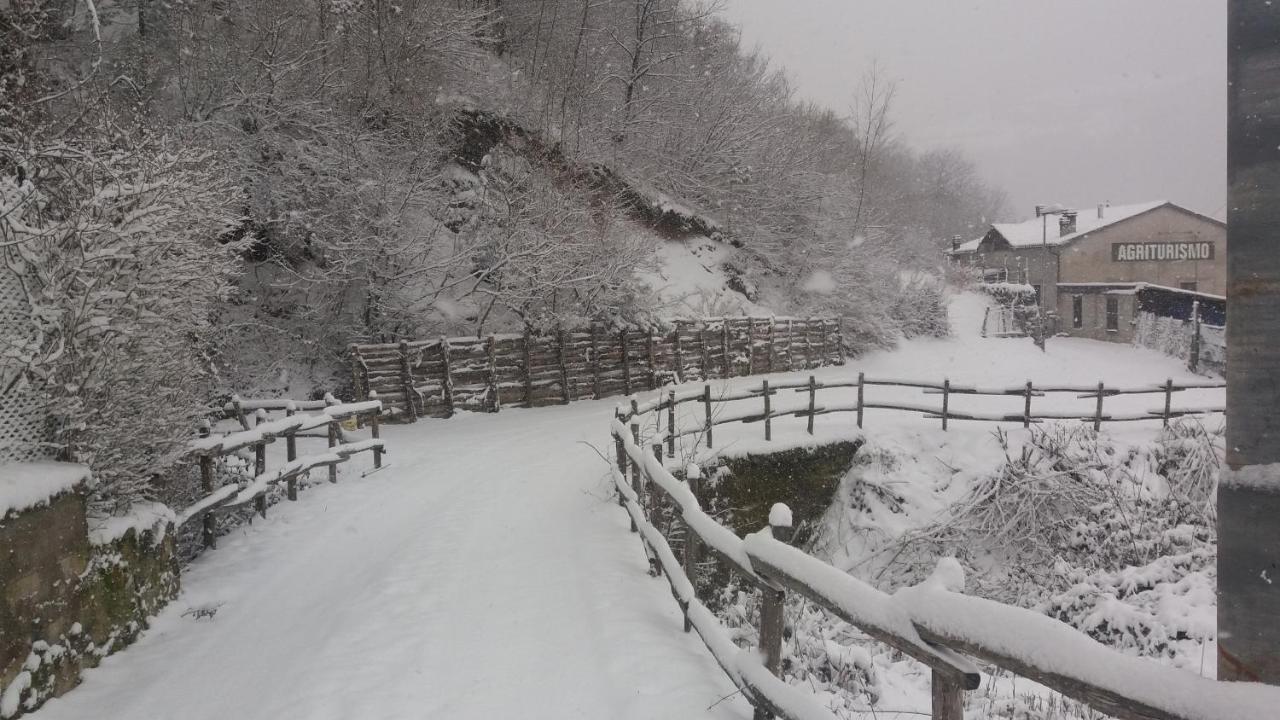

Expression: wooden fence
xmin=610 ymin=400 xmax=1273 ymax=720
xmin=177 ymin=395 xmax=386 ymax=548
xmin=627 ymin=374 xmax=1225 ymax=456
xmin=348 ymin=317 xmax=843 ymax=420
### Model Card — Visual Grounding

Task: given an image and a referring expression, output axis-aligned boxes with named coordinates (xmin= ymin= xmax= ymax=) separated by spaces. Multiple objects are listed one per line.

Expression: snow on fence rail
xmin=177 ymin=395 xmax=386 ymax=548
xmin=627 ymin=374 xmax=1224 ymax=454
xmin=609 ymin=401 xmax=1276 ymax=720
xmin=347 ymin=317 xmax=843 ymax=420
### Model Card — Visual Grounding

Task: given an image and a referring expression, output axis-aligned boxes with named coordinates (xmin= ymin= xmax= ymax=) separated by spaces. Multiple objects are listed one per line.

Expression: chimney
xmin=1059 ymin=211 xmax=1078 ymax=237
xmin=1097 ymin=203 xmax=1105 ymax=219
xmin=951 ymin=235 xmax=962 ymax=251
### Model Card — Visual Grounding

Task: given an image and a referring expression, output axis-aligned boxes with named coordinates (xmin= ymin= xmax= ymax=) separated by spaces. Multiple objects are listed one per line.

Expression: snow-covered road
xmin=35 ymin=403 xmax=747 ymax=720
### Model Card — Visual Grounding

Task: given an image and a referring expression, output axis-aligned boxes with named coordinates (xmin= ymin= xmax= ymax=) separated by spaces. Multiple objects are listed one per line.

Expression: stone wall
xmin=0 ymin=479 xmax=178 ymax=718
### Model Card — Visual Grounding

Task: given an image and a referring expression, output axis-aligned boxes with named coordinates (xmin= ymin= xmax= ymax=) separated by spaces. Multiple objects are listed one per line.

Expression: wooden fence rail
xmin=610 ymin=400 xmax=1275 ymax=720
xmin=178 ymin=395 xmax=387 ymax=548
xmin=628 ymin=374 xmax=1224 ymax=453
xmin=348 ymin=317 xmax=844 ymax=419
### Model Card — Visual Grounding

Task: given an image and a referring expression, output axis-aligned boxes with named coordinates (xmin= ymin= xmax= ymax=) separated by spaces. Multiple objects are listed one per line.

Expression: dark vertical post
xmin=486 ymin=335 xmax=500 ymax=412
xmin=700 ymin=326 xmax=711 ymax=380
xmin=1024 ymin=381 xmax=1033 ymax=429
xmin=557 ymin=327 xmax=571 ymax=404
xmin=767 ymin=320 xmax=776 ymax=372
xmin=786 ymin=319 xmax=796 ymax=371
xmin=806 ymin=375 xmax=816 ymax=435
xmin=1093 ymin=381 xmax=1104 ymax=431
xmin=199 ymin=453 xmax=216 ymax=549
xmin=856 ymin=372 xmax=865 ymax=429
xmin=1223 ymin=1 xmax=1280 ymax=681
xmin=253 ymin=410 xmax=267 ymax=518
xmin=834 ymin=319 xmax=846 ymax=366
xmin=931 ymin=672 xmax=965 ymax=720
xmin=681 ymin=465 xmax=702 ymax=632
xmin=327 ymin=419 xmax=339 ymax=483
xmin=523 ymin=328 xmax=534 ymax=407
xmin=630 ymin=422 xmax=645 ymax=548
xmin=349 ymin=345 xmax=366 ymax=403
xmin=650 ymin=443 xmax=666 ymax=577
xmin=667 ymin=390 xmax=676 ymax=458
xmin=747 ymin=317 xmax=756 ymax=375
xmin=757 ymin=502 xmax=793 ymax=720
xmin=721 ymin=322 xmax=731 ymax=377
xmin=941 ymin=379 xmax=950 ymax=432
xmin=285 ymin=403 xmax=298 ymax=501
xmin=1163 ymin=378 xmax=1174 ymax=427
xmin=590 ymin=325 xmax=602 ymax=399
xmin=440 ymin=337 xmax=456 ymax=417
xmin=762 ymin=379 xmax=772 ymax=441
xmin=1190 ymin=299 xmax=1202 ymax=372
xmin=647 ymin=329 xmax=657 ymax=390
xmin=398 ymin=341 xmax=418 ymax=421
xmin=621 ymin=330 xmax=632 ymax=396
xmin=673 ymin=324 xmax=685 ymax=383
xmin=370 ymin=391 xmax=382 ymax=470
xmin=703 ymin=384 xmax=714 ymax=449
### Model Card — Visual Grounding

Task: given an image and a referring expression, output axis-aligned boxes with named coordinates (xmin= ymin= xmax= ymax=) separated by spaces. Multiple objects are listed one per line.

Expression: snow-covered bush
xmin=979 ymin=281 xmax=1037 ymax=307
xmin=1 ymin=140 xmax=246 ymax=510
xmin=888 ymin=273 xmax=949 ymax=339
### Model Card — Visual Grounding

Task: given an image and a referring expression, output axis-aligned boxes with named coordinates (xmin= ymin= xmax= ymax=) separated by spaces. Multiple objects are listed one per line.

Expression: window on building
xmin=1105 ymin=296 xmax=1119 ymax=331
xmin=1180 ymin=281 xmax=1198 ymax=292
xmin=1072 ymin=296 xmax=1083 ymax=328
xmin=1032 ymin=285 xmax=1042 ymax=306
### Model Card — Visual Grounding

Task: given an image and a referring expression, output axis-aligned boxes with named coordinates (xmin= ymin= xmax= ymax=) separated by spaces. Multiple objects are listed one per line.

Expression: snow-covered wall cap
xmin=1 ymin=462 xmax=93 ymax=517
xmin=1220 ymin=463 xmax=1280 ymax=492
xmin=768 ymin=502 xmax=793 ymax=528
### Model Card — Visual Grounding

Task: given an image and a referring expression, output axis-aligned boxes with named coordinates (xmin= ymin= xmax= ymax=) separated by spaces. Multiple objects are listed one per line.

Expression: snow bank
xmin=0 ymin=462 xmax=92 ymax=517
xmin=88 ymin=502 xmax=176 ymax=546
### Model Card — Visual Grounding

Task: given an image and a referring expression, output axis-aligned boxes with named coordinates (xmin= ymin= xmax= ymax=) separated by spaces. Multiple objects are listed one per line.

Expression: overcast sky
xmin=720 ymin=0 xmax=1226 ymax=223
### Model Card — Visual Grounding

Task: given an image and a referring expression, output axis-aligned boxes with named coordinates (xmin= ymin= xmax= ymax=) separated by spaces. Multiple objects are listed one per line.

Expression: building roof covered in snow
xmin=949 ymin=200 xmax=1214 ymax=255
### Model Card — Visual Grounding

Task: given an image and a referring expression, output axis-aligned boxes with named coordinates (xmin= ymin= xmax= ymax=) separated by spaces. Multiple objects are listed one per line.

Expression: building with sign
xmin=948 ymin=200 xmax=1226 ymax=342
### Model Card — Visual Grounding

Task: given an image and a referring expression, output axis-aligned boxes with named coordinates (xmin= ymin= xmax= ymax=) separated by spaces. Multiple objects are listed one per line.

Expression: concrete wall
xmin=1058 ymin=205 xmax=1227 ymax=295
xmin=1 ymin=484 xmax=178 ymax=718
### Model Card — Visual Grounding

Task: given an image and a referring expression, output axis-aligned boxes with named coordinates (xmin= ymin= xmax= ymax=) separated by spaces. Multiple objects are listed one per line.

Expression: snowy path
xmin=36 ymin=403 xmax=747 ymax=720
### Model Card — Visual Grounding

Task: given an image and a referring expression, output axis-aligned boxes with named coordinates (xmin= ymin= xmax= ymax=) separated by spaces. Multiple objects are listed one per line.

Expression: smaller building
xmin=1055 ymin=282 xmax=1225 ymax=344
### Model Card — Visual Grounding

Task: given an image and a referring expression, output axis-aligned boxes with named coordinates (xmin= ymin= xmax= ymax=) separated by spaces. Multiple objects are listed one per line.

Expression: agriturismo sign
xmin=1111 ymin=242 xmax=1215 ymax=262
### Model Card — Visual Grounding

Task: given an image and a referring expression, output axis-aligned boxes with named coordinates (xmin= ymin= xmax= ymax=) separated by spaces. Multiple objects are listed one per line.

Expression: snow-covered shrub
xmin=1 ymin=140 xmax=246 ymax=510
xmin=979 ymin=282 xmax=1037 ymax=307
xmin=888 ymin=273 xmax=949 ymax=339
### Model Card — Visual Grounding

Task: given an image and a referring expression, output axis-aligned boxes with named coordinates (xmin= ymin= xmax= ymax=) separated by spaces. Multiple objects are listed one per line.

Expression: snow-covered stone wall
xmin=0 ymin=470 xmax=178 ymax=719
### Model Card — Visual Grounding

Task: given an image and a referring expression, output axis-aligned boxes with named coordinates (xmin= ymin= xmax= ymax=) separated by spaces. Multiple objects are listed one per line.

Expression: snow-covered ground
xmin=31 ymin=290 xmax=1224 ymax=720
xmin=33 ymin=405 xmax=748 ymax=720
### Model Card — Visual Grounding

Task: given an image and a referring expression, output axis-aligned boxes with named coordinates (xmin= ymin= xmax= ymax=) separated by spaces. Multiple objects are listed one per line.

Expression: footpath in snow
xmin=33 ymin=404 xmax=747 ymax=720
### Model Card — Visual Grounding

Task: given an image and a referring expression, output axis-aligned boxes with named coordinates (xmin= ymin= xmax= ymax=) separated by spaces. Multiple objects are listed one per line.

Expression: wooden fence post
xmin=763 ymin=379 xmax=772 ymax=441
xmin=614 ymin=421 xmax=635 ymax=532
xmin=807 ymin=375 xmax=817 ymax=435
xmin=231 ymin=395 xmax=249 ymax=431
xmin=932 ymin=670 xmax=965 ymax=720
xmin=1024 ymin=381 xmax=1033 ymax=429
xmin=703 ymin=384 xmax=714 ymax=449
xmin=747 ymin=317 xmax=756 ymax=375
xmin=440 ymin=337 xmax=456 ymax=417
xmin=647 ymin=328 xmax=658 ymax=390
xmin=591 ymin=326 xmax=603 ymax=399
xmin=253 ymin=410 xmax=267 ymax=518
xmin=804 ymin=319 xmax=814 ymax=368
xmin=486 ymin=335 xmax=500 ymax=412
xmin=786 ymin=319 xmax=796 ymax=371
xmin=818 ymin=320 xmax=829 ymax=367
xmin=1163 ymin=378 xmax=1174 ymax=427
xmin=673 ymin=324 xmax=685 ymax=383
xmin=941 ymin=379 xmax=950 ymax=432
xmin=856 ymin=372 xmax=865 ymax=429
xmin=285 ymin=403 xmax=299 ymax=501
xmin=767 ymin=320 xmax=776 ymax=372
xmin=700 ymin=325 xmax=711 ymax=380
xmin=621 ymin=330 xmax=633 ymax=396
xmin=198 ymin=425 xmax=216 ymax=548
xmin=558 ymin=327 xmax=571 ymax=404
xmin=1094 ymin=381 xmax=1105 ymax=431
xmin=682 ymin=465 xmax=702 ymax=632
xmin=349 ymin=345 xmax=366 ymax=403
xmin=1189 ymin=299 xmax=1202 ymax=372
xmin=650 ymin=443 xmax=667 ymax=578
xmin=667 ymin=390 xmax=676 ymax=458
xmin=370 ymin=391 xmax=382 ymax=470
xmin=757 ymin=502 xmax=794 ymax=720
xmin=398 ymin=341 xmax=419 ymax=422
xmin=523 ymin=328 xmax=535 ymax=407
xmin=834 ymin=319 xmax=846 ymax=366
xmin=721 ymin=321 xmax=731 ymax=377
xmin=327 ymin=419 xmax=339 ymax=483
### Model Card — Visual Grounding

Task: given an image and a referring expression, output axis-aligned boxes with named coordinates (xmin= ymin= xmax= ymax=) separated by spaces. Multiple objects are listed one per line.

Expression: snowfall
xmin=29 ymin=292 xmax=1239 ymax=720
